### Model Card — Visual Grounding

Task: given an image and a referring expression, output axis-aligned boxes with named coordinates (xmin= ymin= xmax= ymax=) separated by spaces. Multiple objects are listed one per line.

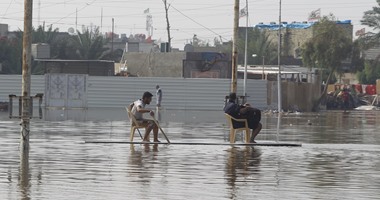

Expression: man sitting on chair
xmin=131 ymin=92 xmax=160 ymax=142
xmin=224 ymin=92 xmax=262 ymax=143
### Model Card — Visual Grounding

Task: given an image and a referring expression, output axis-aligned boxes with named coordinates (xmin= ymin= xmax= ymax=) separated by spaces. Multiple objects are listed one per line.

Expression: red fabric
xmin=353 ymin=84 xmax=362 ymax=94
xmin=365 ymin=85 xmax=376 ymax=95
xmin=342 ymin=91 xmax=349 ymax=101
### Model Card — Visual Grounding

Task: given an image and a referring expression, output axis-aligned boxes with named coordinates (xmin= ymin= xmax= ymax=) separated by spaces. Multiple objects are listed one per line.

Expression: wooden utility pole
xmin=277 ymin=0 xmax=282 ymax=112
xmin=243 ymin=0 xmax=249 ymax=97
xmin=231 ymin=0 xmax=239 ymax=93
xmin=163 ymin=0 xmax=171 ymax=52
xmin=21 ymin=0 xmax=33 ymax=145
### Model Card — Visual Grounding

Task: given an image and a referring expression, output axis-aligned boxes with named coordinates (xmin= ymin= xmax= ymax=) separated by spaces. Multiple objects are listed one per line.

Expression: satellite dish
xmin=68 ymin=27 xmax=75 ymax=35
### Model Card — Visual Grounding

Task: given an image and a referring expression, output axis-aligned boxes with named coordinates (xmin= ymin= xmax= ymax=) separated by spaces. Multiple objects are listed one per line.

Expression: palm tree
xmin=238 ymin=28 xmax=277 ymax=65
xmin=71 ymin=27 xmax=109 ymax=60
xmin=33 ymin=24 xmax=59 ymax=44
xmin=357 ymin=1 xmax=380 ymax=84
xmin=361 ymin=0 xmax=380 ymax=48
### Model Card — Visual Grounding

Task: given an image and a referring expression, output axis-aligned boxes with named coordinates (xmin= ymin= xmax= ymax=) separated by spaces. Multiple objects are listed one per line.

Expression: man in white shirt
xmin=131 ymin=92 xmax=159 ymax=142
xmin=156 ymin=85 xmax=162 ymax=107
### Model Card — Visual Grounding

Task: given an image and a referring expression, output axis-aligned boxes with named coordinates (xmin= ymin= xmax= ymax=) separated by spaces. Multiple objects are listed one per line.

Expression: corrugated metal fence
xmin=0 ymin=75 xmax=45 ymax=102
xmin=0 ymin=75 xmax=268 ymax=110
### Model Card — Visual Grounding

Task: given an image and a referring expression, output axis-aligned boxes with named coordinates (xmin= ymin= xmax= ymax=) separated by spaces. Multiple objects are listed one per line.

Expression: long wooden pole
xmin=277 ymin=0 xmax=282 ymax=112
xmin=243 ymin=0 xmax=249 ymax=97
xmin=231 ymin=0 xmax=240 ymax=93
xmin=152 ymin=117 xmax=170 ymax=143
xmin=21 ymin=0 xmax=33 ymax=145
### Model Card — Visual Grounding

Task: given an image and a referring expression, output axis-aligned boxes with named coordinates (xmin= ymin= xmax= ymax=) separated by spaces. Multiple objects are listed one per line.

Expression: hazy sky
xmin=0 ymin=0 xmax=377 ymax=49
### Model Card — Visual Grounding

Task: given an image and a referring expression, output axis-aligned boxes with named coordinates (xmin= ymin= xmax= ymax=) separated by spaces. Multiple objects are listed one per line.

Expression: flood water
xmin=0 ymin=109 xmax=380 ymax=200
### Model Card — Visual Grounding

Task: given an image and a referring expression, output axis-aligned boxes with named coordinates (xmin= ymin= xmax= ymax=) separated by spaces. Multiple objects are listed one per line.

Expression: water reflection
xmin=44 ymin=109 xmax=88 ymax=121
xmin=225 ymin=147 xmax=262 ymax=199
xmin=18 ymin=143 xmax=30 ymax=200
xmin=128 ymin=144 xmax=159 ymax=181
xmin=307 ymin=152 xmax=350 ymax=187
xmin=276 ymin=114 xmax=281 ymax=142
xmin=0 ymin=110 xmax=380 ymax=199
xmin=156 ymin=107 xmax=162 ymax=122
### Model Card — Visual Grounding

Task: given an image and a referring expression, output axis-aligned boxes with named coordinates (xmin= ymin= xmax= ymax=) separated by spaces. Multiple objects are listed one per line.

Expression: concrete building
xmin=238 ymin=65 xmax=317 ymax=83
xmin=32 ymin=43 xmax=50 ymax=59
xmin=34 ymin=59 xmax=115 ymax=76
xmin=183 ymin=52 xmax=232 ymax=78
xmin=0 ymin=24 xmax=8 ymax=37
xmin=120 ymin=52 xmax=233 ymax=78
xmin=256 ymin=20 xmax=353 ymax=58
xmin=364 ymin=46 xmax=380 ymax=60
xmin=238 ymin=20 xmax=353 ymax=66
xmin=122 ymin=52 xmax=185 ymax=77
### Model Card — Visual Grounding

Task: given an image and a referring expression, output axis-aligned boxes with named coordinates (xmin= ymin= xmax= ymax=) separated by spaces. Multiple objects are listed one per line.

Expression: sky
xmin=0 ymin=0 xmax=378 ymax=49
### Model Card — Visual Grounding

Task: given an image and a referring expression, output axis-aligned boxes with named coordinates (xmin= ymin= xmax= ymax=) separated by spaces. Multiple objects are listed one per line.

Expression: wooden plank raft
xmin=84 ymin=140 xmax=302 ymax=147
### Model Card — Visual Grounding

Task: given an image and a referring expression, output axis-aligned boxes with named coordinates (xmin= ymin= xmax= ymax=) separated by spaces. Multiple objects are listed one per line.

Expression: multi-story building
xmin=239 ymin=20 xmax=353 ymax=65
xmin=258 ymin=20 xmax=353 ymax=59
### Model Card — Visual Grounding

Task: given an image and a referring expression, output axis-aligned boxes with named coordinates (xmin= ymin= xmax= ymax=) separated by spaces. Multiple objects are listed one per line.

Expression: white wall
xmin=0 ymin=75 xmax=268 ymax=110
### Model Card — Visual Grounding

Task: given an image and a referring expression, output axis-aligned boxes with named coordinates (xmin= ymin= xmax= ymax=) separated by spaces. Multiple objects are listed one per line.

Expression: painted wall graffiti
xmin=183 ymin=52 xmax=232 ymax=79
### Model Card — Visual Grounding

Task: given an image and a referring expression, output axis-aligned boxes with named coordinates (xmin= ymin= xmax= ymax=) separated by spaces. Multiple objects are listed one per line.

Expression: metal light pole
xmin=21 ymin=0 xmax=33 ymax=146
xmin=243 ymin=0 xmax=249 ymax=97
xmin=262 ymin=56 xmax=265 ymax=80
xmin=111 ymin=18 xmax=114 ymax=54
xmin=277 ymin=0 xmax=282 ymax=112
xmin=231 ymin=0 xmax=239 ymax=93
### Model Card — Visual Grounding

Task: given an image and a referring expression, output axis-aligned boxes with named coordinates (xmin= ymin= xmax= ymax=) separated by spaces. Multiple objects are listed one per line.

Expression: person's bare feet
xmin=153 ymin=140 xmax=161 ymax=143
xmin=142 ymin=139 xmax=150 ymax=143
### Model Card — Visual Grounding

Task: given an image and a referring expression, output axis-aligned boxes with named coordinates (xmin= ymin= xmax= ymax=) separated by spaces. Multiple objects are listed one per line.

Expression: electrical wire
xmin=170 ymin=4 xmax=229 ymax=41
xmin=0 ymin=0 xmax=16 ymax=23
xmin=53 ymin=0 xmax=97 ymax=24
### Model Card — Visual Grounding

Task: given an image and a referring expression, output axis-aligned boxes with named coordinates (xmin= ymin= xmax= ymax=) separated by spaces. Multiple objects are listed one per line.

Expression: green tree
xmin=357 ymin=61 xmax=380 ymax=84
xmin=302 ymin=16 xmax=353 ymax=111
xmin=0 ymin=37 xmax=22 ymax=74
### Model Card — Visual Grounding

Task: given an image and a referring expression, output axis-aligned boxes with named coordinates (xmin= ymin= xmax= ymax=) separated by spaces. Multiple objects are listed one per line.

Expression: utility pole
xmin=101 ymin=7 xmax=103 ymax=34
xmin=243 ymin=0 xmax=249 ymax=97
xmin=21 ymin=0 xmax=33 ymax=146
xmin=111 ymin=18 xmax=114 ymax=54
xmin=38 ymin=0 xmax=41 ymax=26
xmin=277 ymin=0 xmax=282 ymax=112
xmin=231 ymin=0 xmax=239 ymax=93
xmin=163 ymin=0 xmax=171 ymax=52
xmin=75 ymin=8 xmax=78 ymax=31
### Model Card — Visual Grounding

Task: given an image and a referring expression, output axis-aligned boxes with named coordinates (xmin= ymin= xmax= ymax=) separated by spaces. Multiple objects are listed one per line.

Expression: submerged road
xmin=0 ymin=109 xmax=379 ymax=199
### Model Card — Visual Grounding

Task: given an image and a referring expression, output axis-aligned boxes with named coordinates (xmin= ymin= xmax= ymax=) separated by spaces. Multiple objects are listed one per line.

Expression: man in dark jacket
xmin=224 ymin=93 xmax=262 ymax=143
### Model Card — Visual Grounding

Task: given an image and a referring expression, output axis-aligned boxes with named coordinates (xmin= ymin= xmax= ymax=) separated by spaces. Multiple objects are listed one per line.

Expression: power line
xmin=3 ymin=0 xmax=78 ymax=16
xmin=170 ymin=4 xmax=229 ymax=41
xmin=53 ymin=0 xmax=97 ymax=24
xmin=0 ymin=0 xmax=16 ymax=23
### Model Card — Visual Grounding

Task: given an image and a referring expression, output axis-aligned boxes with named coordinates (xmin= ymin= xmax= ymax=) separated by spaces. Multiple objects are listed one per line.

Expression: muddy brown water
xmin=0 ymin=109 xmax=380 ymax=199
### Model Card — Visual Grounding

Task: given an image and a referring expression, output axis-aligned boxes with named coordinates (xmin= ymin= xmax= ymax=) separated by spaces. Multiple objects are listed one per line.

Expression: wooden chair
xmin=125 ymin=106 xmax=145 ymax=142
xmin=225 ymin=114 xmax=251 ymax=143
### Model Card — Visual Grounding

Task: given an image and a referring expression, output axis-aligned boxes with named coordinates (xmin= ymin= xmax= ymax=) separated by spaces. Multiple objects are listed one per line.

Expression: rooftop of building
xmin=254 ymin=20 xmax=352 ymax=30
